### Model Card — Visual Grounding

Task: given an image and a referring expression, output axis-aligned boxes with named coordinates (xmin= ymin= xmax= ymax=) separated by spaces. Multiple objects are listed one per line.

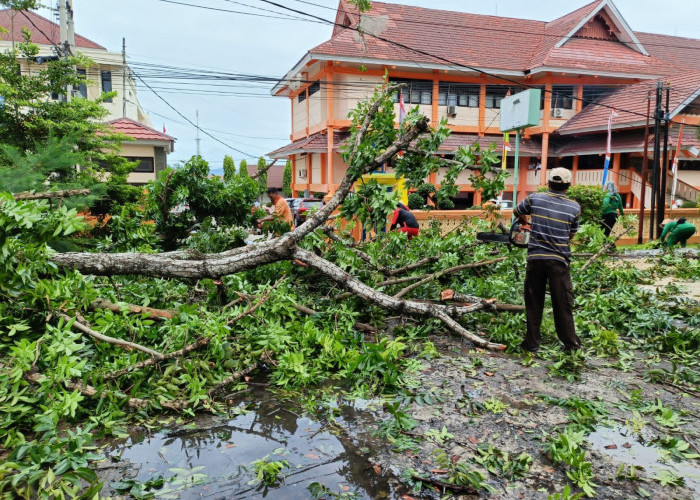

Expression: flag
xmin=670 ymin=120 xmax=684 ymax=208
xmin=601 ymin=108 xmax=618 ymax=186
xmin=671 ymin=121 xmax=684 ymax=176
xmin=399 ymin=91 xmax=406 ymax=124
xmin=162 ymin=124 xmax=167 ymax=134
xmin=501 ymin=90 xmax=511 ymax=171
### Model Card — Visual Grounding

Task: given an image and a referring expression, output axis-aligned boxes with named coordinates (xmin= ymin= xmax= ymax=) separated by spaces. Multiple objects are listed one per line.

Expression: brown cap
xmin=549 ymin=167 xmax=572 ymax=184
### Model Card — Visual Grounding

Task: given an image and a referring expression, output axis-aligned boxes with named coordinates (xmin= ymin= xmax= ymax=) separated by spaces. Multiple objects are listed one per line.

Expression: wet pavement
xmin=96 ymin=388 xmax=405 ymax=499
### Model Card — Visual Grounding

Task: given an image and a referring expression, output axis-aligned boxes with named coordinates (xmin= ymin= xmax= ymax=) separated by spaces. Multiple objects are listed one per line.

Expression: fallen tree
xmin=52 ymin=83 xmax=507 ymax=351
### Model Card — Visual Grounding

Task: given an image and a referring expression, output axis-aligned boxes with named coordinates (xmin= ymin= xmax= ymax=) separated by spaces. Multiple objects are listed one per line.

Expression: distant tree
xmin=0 ymin=1 xmax=40 ymax=9
xmin=282 ymin=160 xmax=292 ymax=197
xmin=239 ymin=159 xmax=249 ymax=178
xmin=223 ymin=155 xmax=236 ymax=182
xmin=257 ymin=156 xmax=268 ymax=193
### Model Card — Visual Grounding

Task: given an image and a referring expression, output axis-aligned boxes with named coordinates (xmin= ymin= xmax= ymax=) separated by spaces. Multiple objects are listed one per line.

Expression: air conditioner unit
xmin=447 ymin=105 xmax=457 ymax=117
xmin=298 ymin=169 xmax=307 ymax=179
xmin=552 ymin=108 xmax=564 ymax=118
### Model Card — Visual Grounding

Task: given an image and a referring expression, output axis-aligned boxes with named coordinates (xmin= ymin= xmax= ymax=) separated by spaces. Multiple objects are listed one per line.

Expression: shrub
xmin=407 ymin=193 xmax=425 ymax=210
xmin=566 ymin=184 xmax=605 ymax=225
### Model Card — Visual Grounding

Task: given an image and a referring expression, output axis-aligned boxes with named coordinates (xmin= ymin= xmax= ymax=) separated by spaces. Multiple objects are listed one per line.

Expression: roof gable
xmin=557 ymin=71 xmax=700 ymax=135
xmin=554 ymin=0 xmax=648 ymax=56
xmin=0 ymin=9 xmax=105 ymax=50
xmin=107 ymin=118 xmax=175 ymax=144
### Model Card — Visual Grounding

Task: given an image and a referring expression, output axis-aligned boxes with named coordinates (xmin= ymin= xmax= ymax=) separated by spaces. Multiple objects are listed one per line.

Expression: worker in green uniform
xmin=600 ymin=182 xmax=624 ymax=237
xmin=660 ymin=217 xmax=696 ymax=247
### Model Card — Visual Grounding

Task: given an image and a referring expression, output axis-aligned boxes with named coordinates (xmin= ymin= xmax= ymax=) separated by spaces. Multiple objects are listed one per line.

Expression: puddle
xmin=97 ymin=388 xmax=404 ymax=499
xmin=588 ymin=426 xmax=700 ymax=493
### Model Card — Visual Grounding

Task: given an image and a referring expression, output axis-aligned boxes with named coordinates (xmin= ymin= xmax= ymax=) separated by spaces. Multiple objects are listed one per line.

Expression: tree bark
xmin=293 ymin=248 xmax=505 ymax=350
xmin=13 ymin=189 xmax=91 ymax=200
xmin=90 ymin=298 xmax=177 ymax=320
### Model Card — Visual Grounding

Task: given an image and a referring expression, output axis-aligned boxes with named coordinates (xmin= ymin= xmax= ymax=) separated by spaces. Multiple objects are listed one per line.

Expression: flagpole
xmin=512 ymin=129 xmax=520 ymax=205
xmin=670 ymin=120 xmax=684 ymax=209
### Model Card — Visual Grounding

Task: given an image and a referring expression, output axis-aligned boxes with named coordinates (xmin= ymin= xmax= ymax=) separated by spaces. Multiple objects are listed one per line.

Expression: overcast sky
xmin=35 ymin=1 xmax=699 ymax=173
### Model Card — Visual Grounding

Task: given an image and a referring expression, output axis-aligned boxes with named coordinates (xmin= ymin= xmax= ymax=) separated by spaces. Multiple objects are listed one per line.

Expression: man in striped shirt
xmin=513 ymin=167 xmax=581 ymax=353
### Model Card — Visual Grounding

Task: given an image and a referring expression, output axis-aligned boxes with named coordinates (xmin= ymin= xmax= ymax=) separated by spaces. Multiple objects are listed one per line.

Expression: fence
xmin=408 ymin=208 xmax=699 ymax=245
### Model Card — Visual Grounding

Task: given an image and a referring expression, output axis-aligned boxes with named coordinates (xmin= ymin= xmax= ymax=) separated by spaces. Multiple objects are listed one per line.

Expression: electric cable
xmin=132 ymin=69 xmax=258 ymax=158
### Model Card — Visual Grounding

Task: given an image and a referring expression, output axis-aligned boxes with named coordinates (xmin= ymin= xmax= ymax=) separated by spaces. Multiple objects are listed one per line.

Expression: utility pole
xmin=657 ymin=83 xmax=671 ymax=232
xmin=649 ymin=81 xmax=662 ymax=240
xmin=122 ymin=38 xmax=127 ymax=118
xmin=637 ymin=91 xmax=651 ymax=244
xmin=196 ymin=109 xmax=201 ymax=156
xmin=58 ymin=1 xmax=76 ymax=100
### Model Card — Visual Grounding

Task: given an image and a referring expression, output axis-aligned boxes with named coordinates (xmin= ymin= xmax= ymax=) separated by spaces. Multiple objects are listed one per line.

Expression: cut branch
xmin=250 ymin=159 xmax=278 ymax=180
xmin=293 ymin=248 xmax=505 ymax=350
xmin=580 ymin=226 xmax=635 ymax=272
xmin=440 ymin=290 xmax=525 ymax=312
xmin=57 ymin=312 xmax=164 ymax=359
xmin=394 ymin=257 xmax=507 ymax=299
xmin=13 ymin=189 xmax=91 ymax=200
xmin=26 ymin=372 xmax=188 ymax=411
xmin=90 ymin=298 xmax=177 ymax=320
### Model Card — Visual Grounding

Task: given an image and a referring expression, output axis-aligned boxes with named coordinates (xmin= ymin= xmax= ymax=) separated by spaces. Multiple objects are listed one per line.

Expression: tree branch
xmin=90 ymin=298 xmax=177 ymax=320
xmin=250 ymin=159 xmax=278 ymax=180
xmin=57 ymin=312 xmax=164 ymax=359
xmin=12 ymin=189 xmax=91 ymax=200
xmin=293 ymin=248 xmax=505 ymax=350
xmin=394 ymin=257 xmax=507 ymax=299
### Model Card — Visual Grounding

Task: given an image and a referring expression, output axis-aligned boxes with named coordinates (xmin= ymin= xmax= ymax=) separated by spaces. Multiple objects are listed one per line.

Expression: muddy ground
xmin=358 ymin=338 xmax=699 ymax=499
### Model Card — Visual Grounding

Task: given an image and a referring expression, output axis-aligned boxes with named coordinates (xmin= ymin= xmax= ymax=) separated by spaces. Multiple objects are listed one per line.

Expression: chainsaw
xmin=476 ymin=219 xmax=531 ymax=248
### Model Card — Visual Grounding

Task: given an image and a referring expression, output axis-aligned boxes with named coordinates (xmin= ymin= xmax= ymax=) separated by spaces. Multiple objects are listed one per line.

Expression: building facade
xmin=270 ymin=0 xmax=700 ymax=209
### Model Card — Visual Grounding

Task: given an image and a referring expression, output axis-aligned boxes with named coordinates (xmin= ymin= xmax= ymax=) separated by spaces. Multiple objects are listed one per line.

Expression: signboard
xmin=499 ymin=88 xmax=541 ymax=132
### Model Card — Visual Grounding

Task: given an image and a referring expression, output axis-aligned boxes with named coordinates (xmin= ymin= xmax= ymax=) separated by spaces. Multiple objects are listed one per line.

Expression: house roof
xmin=247 ymin=162 xmax=285 ymax=189
xmin=106 ymin=118 xmax=175 ymax=145
xmin=277 ymin=0 xmax=699 ymax=93
xmin=0 ymin=9 xmax=105 ymax=50
xmin=268 ymin=131 xmax=542 ymax=158
xmin=557 ymin=71 xmax=700 ymax=135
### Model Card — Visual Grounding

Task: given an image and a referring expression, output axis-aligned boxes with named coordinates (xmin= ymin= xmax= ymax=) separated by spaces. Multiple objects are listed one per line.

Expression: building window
xmin=485 ymin=86 xmax=511 ymax=108
xmin=582 ymin=86 xmax=616 ymax=108
xmin=76 ymin=69 xmax=87 ymax=99
xmin=438 ymin=83 xmax=479 ymax=107
xmin=551 ymin=85 xmax=574 ymax=110
xmin=308 ymin=81 xmax=320 ymax=96
xmin=297 ymin=91 xmax=306 ymax=103
xmin=101 ymin=70 xmax=113 ymax=102
xmin=391 ymin=78 xmax=433 ymax=105
xmin=125 ymin=156 xmax=155 ymax=173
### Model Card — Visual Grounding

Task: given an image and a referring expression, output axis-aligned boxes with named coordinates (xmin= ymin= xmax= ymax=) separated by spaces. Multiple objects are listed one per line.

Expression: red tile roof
xmin=106 ymin=118 xmax=175 ymax=143
xmin=0 ymin=9 xmax=105 ymax=50
xmin=558 ymin=71 xmax=700 ymax=135
xmin=247 ymin=163 xmax=285 ymax=189
xmin=268 ymin=131 xmax=542 ymax=158
xmin=300 ymin=1 xmax=699 ymax=79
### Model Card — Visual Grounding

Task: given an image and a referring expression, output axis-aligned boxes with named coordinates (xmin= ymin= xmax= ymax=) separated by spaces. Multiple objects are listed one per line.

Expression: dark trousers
xmin=601 ymin=213 xmax=617 ymax=237
xmin=523 ymin=259 xmax=580 ymax=351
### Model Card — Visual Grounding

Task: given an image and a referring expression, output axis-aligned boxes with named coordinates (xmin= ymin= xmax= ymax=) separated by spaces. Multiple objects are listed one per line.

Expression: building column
xmin=291 ymin=156 xmax=298 ymax=197
xmin=432 ymin=74 xmax=439 ymax=125
xmin=518 ymin=155 xmax=528 ymax=202
xmin=478 ymin=84 xmax=486 ymax=136
xmin=612 ymin=153 xmax=621 ymax=186
xmin=540 ymin=78 xmax=552 ymax=186
xmin=572 ymin=156 xmax=579 ymax=185
xmin=327 ymin=128 xmax=335 ymax=193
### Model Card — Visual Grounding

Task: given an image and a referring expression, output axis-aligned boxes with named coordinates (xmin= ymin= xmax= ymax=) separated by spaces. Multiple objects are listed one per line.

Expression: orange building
xmin=269 ymin=0 xmax=700 ymax=209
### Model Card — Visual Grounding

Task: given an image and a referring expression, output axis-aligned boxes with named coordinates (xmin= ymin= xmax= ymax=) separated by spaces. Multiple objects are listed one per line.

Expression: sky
xmin=33 ymin=0 xmax=700 ymax=174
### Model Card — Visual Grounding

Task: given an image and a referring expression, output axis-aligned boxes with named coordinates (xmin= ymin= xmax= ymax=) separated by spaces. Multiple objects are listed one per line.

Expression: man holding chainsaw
xmin=513 ymin=167 xmax=582 ymax=353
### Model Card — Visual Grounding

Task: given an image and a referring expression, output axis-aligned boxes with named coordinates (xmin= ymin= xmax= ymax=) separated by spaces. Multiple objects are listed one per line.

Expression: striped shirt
xmin=513 ymin=190 xmax=580 ymax=264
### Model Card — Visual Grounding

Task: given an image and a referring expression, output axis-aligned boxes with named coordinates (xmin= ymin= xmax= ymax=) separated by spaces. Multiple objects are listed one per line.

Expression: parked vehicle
xmin=285 ymin=198 xmax=302 ymax=221
xmin=294 ymin=198 xmax=324 ymax=226
xmin=487 ymin=199 xmax=514 ymax=210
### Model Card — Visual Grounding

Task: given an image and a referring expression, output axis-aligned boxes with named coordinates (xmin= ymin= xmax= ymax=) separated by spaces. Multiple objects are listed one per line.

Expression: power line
xmin=132 ymin=69 xmax=258 ymax=158
xmin=153 ymin=0 xmax=325 ymax=23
